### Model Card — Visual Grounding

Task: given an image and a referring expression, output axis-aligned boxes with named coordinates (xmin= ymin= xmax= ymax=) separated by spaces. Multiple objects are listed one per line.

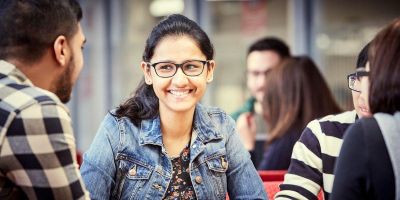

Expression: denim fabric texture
xmin=80 ymin=103 xmax=267 ymax=200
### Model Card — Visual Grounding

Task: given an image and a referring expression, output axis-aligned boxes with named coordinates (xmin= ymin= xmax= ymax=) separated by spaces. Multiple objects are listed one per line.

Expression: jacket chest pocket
xmin=112 ymin=155 xmax=153 ymax=200
xmin=206 ymin=155 xmax=229 ymax=175
xmin=204 ymin=154 xmax=229 ymax=199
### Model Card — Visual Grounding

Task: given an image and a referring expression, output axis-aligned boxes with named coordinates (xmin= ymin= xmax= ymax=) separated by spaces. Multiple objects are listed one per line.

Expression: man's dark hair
xmin=356 ymin=43 xmax=370 ymax=69
xmin=247 ymin=37 xmax=290 ymax=58
xmin=0 ymin=0 xmax=83 ymax=63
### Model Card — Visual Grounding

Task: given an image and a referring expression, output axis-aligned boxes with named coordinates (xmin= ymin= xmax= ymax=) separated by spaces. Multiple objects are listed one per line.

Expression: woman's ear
xmin=53 ymin=35 xmax=70 ymax=67
xmin=206 ymin=60 xmax=216 ymax=83
xmin=141 ymin=61 xmax=153 ymax=85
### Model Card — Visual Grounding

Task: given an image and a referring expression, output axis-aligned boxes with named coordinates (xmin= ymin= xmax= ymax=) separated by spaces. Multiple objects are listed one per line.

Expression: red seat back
xmin=76 ymin=151 xmax=83 ymax=168
xmin=226 ymin=170 xmax=324 ymax=199
xmin=258 ymin=170 xmax=287 ymax=182
xmin=264 ymin=181 xmax=281 ymax=199
xmin=264 ymin=181 xmax=325 ymax=200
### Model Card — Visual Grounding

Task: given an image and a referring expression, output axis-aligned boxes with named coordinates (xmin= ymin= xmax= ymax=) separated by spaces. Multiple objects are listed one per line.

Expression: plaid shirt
xmin=0 ymin=60 xmax=89 ymax=200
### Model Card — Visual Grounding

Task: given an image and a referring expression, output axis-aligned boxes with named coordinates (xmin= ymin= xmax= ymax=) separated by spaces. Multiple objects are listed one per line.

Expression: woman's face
xmin=141 ymin=35 xmax=215 ymax=114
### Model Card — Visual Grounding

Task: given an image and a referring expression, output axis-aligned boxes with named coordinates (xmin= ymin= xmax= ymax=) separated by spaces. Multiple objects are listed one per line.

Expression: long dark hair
xmin=369 ymin=18 xmax=400 ymax=114
xmin=262 ymin=56 xmax=342 ymax=141
xmin=115 ymin=14 xmax=214 ymax=126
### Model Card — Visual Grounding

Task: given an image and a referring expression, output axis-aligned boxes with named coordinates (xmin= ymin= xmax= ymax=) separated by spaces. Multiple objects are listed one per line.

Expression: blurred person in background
xmin=231 ymin=37 xmax=290 ymax=167
xmin=0 ymin=0 xmax=88 ymax=199
xmin=258 ymin=56 xmax=341 ymax=170
xmin=80 ymin=14 xmax=267 ymax=199
xmin=331 ymin=18 xmax=400 ymax=200
xmin=275 ymin=43 xmax=371 ymax=200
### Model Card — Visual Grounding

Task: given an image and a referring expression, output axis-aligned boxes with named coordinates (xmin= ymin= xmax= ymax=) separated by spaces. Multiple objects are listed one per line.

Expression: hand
xmin=236 ymin=112 xmax=256 ymax=151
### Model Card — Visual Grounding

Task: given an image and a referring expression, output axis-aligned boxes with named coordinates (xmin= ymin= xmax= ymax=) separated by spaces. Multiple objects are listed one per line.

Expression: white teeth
xmin=170 ymin=90 xmax=190 ymax=96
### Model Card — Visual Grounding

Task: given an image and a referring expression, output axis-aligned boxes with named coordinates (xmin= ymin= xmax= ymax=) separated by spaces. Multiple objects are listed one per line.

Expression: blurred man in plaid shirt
xmin=0 ymin=0 xmax=89 ymax=199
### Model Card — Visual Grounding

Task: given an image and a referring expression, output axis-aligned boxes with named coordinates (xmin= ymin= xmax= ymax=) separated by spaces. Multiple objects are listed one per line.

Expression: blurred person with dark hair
xmin=331 ymin=18 xmax=400 ymax=200
xmin=0 ymin=0 xmax=88 ymax=199
xmin=258 ymin=56 xmax=341 ymax=170
xmin=275 ymin=43 xmax=371 ymax=200
xmin=232 ymin=37 xmax=290 ymax=167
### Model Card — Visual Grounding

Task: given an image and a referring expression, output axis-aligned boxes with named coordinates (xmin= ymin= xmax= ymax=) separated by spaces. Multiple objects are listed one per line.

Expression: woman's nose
xmin=171 ymin=68 xmax=189 ymax=86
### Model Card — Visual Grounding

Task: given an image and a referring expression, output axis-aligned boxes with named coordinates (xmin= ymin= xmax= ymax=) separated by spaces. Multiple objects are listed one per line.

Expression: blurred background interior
xmin=73 ymin=0 xmax=400 ymax=151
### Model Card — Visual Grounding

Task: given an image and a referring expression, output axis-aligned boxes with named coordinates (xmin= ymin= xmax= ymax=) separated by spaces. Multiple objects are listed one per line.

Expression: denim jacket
xmin=80 ymin=104 xmax=267 ymax=200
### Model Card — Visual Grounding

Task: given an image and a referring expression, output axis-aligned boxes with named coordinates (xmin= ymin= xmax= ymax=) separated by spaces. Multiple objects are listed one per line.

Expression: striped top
xmin=275 ymin=110 xmax=357 ymax=200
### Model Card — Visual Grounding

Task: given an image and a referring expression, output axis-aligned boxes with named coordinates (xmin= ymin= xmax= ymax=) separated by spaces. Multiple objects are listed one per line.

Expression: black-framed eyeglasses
xmin=356 ymin=70 xmax=369 ymax=78
xmin=146 ymin=60 xmax=210 ymax=78
xmin=347 ymin=71 xmax=370 ymax=92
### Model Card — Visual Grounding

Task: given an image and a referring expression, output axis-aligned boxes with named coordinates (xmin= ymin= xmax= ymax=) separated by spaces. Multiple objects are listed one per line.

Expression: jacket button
xmin=129 ymin=168 xmax=137 ymax=176
xmin=195 ymin=176 xmax=202 ymax=184
xmin=221 ymin=158 xmax=228 ymax=169
xmin=153 ymin=183 xmax=163 ymax=191
xmin=222 ymin=161 xmax=228 ymax=169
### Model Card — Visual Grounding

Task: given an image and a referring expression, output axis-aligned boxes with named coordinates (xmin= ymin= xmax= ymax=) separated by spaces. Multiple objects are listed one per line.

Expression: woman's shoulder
xmin=194 ymin=104 xmax=236 ymax=140
xmin=196 ymin=103 xmax=233 ymax=124
xmin=343 ymin=117 xmax=381 ymax=152
xmin=197 ymin=103 xmax=226 ymax=114
xmin=99 ymin=109 xmax=142 ymax=133
xmin=352 ymin=117 xmax=380 ymax=136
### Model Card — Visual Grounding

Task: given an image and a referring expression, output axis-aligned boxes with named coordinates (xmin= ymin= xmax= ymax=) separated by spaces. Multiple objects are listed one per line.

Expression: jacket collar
xmin=138 ymin=104 xmax=223 ymax=146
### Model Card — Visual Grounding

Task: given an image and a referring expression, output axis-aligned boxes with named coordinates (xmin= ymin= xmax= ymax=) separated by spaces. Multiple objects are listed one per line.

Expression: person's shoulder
xmin=303 ymin=110 xmax=356 ymax=140
xmin=196 ymin=103 xmax=237 ymax=132
xmin=312 ymin=110 xmax=357 ymax=132
xmin=319 ymin=110 xmax=357 ymax=124
xmin=1 ymin=81 xmax=63 ymax=113
xmin=100 ymin=109 xmax=127 ymax=129
xmin=350 ymin=116 xmax=379 ymax=137
xmin=197 ymin=103 xmax=230 ymax=120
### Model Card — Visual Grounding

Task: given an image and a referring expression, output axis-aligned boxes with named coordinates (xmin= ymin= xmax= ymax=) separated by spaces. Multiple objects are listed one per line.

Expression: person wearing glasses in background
xmin=275 ymin=44 xmax=371 ymax=200
xmin=331 ymin=18 xmax=400 ymax=200
xmin=80 ymin=14 xmax=267 ymax=199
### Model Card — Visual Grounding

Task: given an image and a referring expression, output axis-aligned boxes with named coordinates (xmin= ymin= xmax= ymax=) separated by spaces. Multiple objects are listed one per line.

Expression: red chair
xmin=258 ymin=170 xmax=287 ymax=182
xmin=226 ymin=170 xmax=324 ymax=199
xmin=76 ymin=151 xmax=83 ymax=168
xmin=226 ymin=181 xmax=324 ymax=200
xmin=264 ymin=181 xmax=281 ymax=199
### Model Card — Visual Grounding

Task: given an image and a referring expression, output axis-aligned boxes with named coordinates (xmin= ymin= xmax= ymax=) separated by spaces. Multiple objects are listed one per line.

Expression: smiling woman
xmin=80 ymin=14 xmax=267 ymax=199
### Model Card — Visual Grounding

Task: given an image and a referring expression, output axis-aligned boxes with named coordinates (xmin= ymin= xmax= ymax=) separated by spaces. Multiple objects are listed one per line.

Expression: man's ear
xmin=141 ymin=61 xmax=153 ymax=85
xmin=53 ymin=35 xmax=70 ymax=66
